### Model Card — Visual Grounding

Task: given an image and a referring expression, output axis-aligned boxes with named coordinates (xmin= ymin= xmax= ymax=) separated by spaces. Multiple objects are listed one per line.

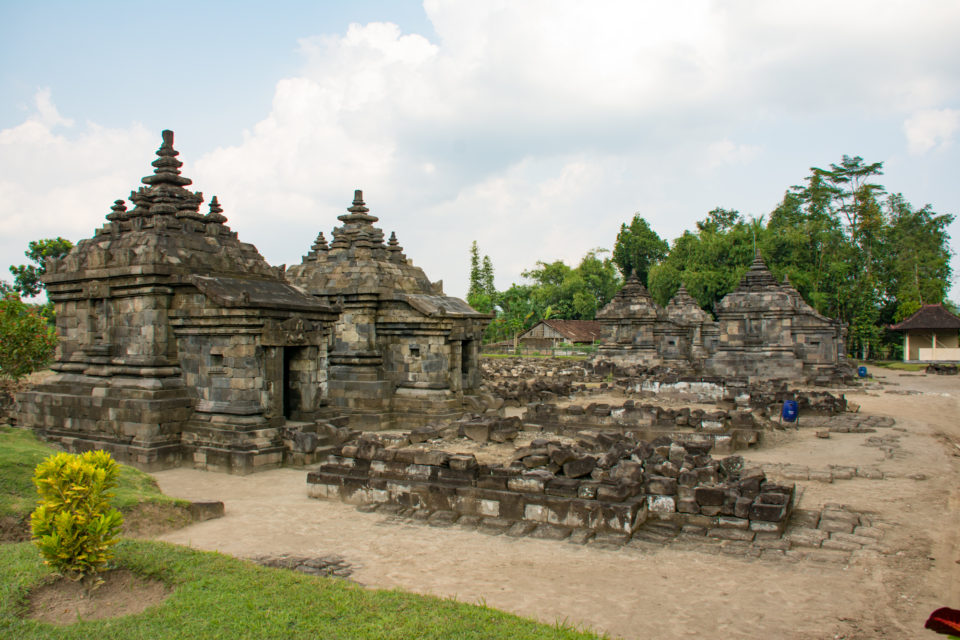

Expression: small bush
xmin=30 ymin=450 xmax=124 ymax=578
xmin=0 ymin=293 xmax=57 ymax=381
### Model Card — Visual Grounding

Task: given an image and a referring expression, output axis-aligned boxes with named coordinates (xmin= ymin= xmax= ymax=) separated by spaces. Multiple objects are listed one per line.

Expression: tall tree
xmin=648 ymin=210 xmax=757 ymax=311
xmin=612 ymin=214 xmax=668 ymax=284
xmin=881 ymin=194 xmax=954 ymax=321
xmin=466 ymin=241 xmax=495 ymax=314
xmin=8 ymin=237 xmax=73 ymax=298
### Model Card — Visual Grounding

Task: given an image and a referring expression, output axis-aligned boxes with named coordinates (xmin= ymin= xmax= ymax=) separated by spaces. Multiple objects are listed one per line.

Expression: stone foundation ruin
xmin=307 ymin=430 xmax=796 ymax=539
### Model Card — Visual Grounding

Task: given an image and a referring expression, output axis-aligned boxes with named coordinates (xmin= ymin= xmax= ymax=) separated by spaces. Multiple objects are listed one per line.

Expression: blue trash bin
xmin=781 ymin=400 xmax=799 ymax=423
xmin=858 ymin=366 xmax=867 ymax=378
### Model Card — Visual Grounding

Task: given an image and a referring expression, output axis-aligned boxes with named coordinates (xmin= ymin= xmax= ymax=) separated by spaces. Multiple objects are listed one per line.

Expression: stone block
xmin=544 ymin=477 xmax=579 ymax=498
xmin=707 ymin=527 xmax=754 ymax=542
xmin=831 ymin=532 xmax=878 ymax=546
xmin=808 ymin=470 xmax=833 ymax=483
xmin=694 ymin=486 xmax=726 ymax=506
xmin=821 ymin=538 xmax=861 ymax=552
xmin=852 ymin=526 xmax=883 ymax=540
xmin=568 ymin=529 xmax=595 ymax=545
xmin=507 ymin=475 xmax=547 ymax=494
xmin=563 ymin=457 xmax=597 ymax=479
xmin=717 ymin=516 xmax=749 ymax=530
xmin=477 ymin=517 xmax=512 ymax=535
xmin=449 ymin=454 xmax=478 ymax=471
xmin=529 ymin=524 xmax=572 ymax=540
xmin=506 ymin=521 xmax=538 ymax=537
xmin=749 ymin=521 xmax=782 ymax=534
xmin=785 ymin=527 xmax=826 ymax=548
xmin=647 ymin=495 xmax=676 ymax=514
xmin=413 ymin=450 xmax=450 ymax=467
xmin=749 ymin=503 xmax=786 ymax=523
xmin=789 ymin=508 xmax=820 ymax=529
xmin=461 ymin=422 xmax=490 ymax=442
xmin=647 ymin=475 xmax=677 ymax=496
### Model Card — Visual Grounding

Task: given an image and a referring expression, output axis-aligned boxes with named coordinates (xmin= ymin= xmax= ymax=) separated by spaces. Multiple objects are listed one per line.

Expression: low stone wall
xmin=480 ymin=357 xmax=849 ymax=415
xmin=522 ymin=401 xmax=764 ymax=453
xmin=307 ymin=435 xmax=795 ymax=538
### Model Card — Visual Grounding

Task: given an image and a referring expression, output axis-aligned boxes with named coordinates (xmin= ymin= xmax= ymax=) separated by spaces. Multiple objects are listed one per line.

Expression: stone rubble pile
xmin=926 ymin=363 xmax=958 ymax=375
xmin=307 ymin=432 xmax=795 ymax=538
xmin=402 ymin=415 xmax=523 ymax=445
xmin=522 ymin=401 xmax=764 ymax=453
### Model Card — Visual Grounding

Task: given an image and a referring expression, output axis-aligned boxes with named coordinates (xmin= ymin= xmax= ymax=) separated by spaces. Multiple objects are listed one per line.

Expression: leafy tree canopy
xmin=612 ymin=214 xmax=668 ymax=284
xmin=8 ymin=237 xmax=73 ymax=298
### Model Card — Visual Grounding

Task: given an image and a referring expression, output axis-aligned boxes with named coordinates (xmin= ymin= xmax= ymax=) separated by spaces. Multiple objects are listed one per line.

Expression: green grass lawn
xmin=0 ymin=428 xmax=604 ymax=639
xmin=864 ymin=361 xmax=929 ymax=372
xmin=0 ymin=426 xmax=185 ymax=519
xmin=0 ymin=535 xmax=602 ymax=639
xmin=481 ymin=353 xmax=590 ymax=360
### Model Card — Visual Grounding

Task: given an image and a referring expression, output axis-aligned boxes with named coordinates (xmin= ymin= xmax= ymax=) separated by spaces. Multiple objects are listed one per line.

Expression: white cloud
xmin=904 ymin=109 xmax=960 ymax=155
xmin=703 ymin=140 xmax=762 ymax=169
xmin=4 ymin=2 xmax=960 ymax=298
xmin=0 ymin=91 xmax=152 ymax=285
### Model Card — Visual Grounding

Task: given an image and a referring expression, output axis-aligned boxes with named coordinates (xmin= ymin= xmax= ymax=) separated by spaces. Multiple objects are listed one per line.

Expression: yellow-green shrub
xmin=30 ymin=450 xmax=124 ymax=577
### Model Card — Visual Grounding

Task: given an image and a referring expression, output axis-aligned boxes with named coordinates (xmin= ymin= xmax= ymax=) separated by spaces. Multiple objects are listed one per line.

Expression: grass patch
xmin=866 ymin=361 xmax=928 ymax=372
xmin=0 ymin=427 xmax=185 ymax=519
xmin=0 ymin=540 xmax=603 ymax=639
xmin=481 ymin=353 xmax=590 ymax=360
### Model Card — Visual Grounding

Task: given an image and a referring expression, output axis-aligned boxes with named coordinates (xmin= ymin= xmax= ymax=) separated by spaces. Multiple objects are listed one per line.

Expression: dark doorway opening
xmin=461 ymin=340 xmax=474 ymax=378
xmin=282 ymin=346 xmax=305 ymax=420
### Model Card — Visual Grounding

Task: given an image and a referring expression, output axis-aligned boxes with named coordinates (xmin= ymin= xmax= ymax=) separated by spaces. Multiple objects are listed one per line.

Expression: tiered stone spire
xmin=666 ymin=283 xmax=710 ymax=323
xmin=128 ymin=130 xmax=203 ymax=218
xmin=106 ymin=199 xmax=128 ymax=222
xmin=596 ymin=271 xmax=660 ymax=319
xmin=735 ymin=250 xmax=780 ymax=291
xmin=329 ymin=190 xmax=386 ymax=251
xmin=386 ymin=231 xmax=407 ymax=263
xmin=302 ymin=231 xmax=329 ymax=262
xmin=204 ymin=196 xmax=227 ymax=223
xmin=313 ymin=232 xmax=329 ymax=251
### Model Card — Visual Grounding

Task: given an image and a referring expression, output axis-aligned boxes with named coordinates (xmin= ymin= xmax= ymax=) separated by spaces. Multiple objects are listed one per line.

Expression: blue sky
xmin=2 ymin=1 xmax=959 ymax=301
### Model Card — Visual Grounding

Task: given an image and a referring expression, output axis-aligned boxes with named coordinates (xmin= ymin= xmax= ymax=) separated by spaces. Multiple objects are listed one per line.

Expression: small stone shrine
xmin=286 ymin=191 xmax=491 ymax=430
xmin=17 ymin=131 xmax=338 ymax=473
xmin=595 ymin=252 xmax=848 ymax=383
xmin=595 ymin=273 xmax=662 ymax=366
xmin=706 ymin=253 xmax=847 ymax=383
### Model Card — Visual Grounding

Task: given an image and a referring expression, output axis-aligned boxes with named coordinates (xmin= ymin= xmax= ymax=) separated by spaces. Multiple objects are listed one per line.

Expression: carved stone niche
xmin=262 ymin=317 xmax=325 ymax=347
xmin=86 ymin=280 xmax=111 ymax=299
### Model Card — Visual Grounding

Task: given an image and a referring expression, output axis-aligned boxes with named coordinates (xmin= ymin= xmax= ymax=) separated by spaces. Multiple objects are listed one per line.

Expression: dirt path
xmin=154 ymin=368 xmax=960 ymax=640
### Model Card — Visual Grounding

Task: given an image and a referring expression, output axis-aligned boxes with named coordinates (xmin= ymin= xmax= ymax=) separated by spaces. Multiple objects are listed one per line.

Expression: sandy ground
xmin=154 ymin=368 xmax=960 ymax=640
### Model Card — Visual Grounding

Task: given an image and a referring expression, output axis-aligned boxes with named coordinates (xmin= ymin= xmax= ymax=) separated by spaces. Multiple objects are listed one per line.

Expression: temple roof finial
xmin=142 ymin=129 xmax=192 ymax=187
xmin=312 ymin=231 xmax=329 ymax=252
xmin=349 ymin=189 xmax=369 ymax=215
xmin=204 ymin=195 xmax=228 ymax=223
xmin=336 ymin=188 xmax=379 ymax=227
xmin=106 ymin=199 xmax=128 ymax=222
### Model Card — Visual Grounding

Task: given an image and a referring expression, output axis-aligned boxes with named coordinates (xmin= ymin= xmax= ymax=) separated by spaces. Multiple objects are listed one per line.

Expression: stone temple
xmin=596 ymin=253 xmax=849 ymax=384
xmin=286 ymin=191 xmax=490 ymax=430
xmin=17 ymin=131 xmax=489 ymax=472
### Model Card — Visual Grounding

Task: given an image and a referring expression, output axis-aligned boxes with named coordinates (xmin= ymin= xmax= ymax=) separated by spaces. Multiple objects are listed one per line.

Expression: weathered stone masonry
xmin=307 ymin=434 xmax=796 ymax=538
xmin=596 ymin=254 xmax=851 ymax=384
xmin=17 ymin=130 xmax=491 ymax=472
xmin=17 ymin=131 xmax=338 ymax=473
xmin=286 ymin=190 xmax=491 ymax=431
